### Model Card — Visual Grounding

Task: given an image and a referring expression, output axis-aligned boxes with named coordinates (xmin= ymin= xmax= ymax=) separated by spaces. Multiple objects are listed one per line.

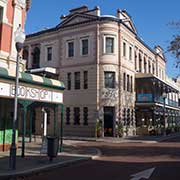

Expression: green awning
xmin=0 ymin=67 xmax=65 ymax=90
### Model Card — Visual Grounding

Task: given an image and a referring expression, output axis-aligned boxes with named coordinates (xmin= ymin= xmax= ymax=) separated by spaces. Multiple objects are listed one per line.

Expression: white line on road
xmin=130 ymin=167 xmax=156 ymax=180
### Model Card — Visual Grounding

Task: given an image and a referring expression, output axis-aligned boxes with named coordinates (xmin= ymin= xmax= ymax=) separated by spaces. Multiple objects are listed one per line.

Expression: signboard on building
xmin=137 ymin=93 xmax=153 ymax=102
xmin=0 ymin=82 xmax=63 ymax=103
xmin=101 ymin=88 xmax=118 ymax=99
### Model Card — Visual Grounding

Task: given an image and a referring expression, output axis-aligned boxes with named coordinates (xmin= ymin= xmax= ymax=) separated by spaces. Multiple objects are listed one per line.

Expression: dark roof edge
xmin=26 ymin=27 xmax=57 ymax=38
xmin=135 ymin=36 xmax=156 ymax=55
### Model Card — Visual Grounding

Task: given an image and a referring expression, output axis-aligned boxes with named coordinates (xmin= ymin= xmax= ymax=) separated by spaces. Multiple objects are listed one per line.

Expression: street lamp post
xmin=9 ymin=25 xmax=25 ymax=170
xmin=162 ymin=92 xmax=167 ymax=136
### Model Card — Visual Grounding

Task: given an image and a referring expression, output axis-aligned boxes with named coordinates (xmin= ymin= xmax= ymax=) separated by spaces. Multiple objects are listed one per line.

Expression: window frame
xmin=104 ymin=71 xmax=115 ymax=89
xmin=67 ymin=72 xmax=71 ymax=90
xmin=66 ymin=107 xmax=70 ymax=125
xmin=47 ymin=47 xmax=52 ymax=61
xmin=129 ymin=46 xmax=132 ymax=61
xmin=83 ymin=107 xmax=88 ymax=125
xmin=74 ymin=107 xmax=80 ymax=125
xmin=74 ymin=72 xmax=80 ymax=90
xmin=103 ymin=35 xmax=115 ymax=54
xmin=80 ymin=37 xmax=89 ymax=56
xmin=123 ymin=42 xmax=126 ymax=57
xmin=83 ymin=71 xmax=88 ymax=89
xmin=66 ymin=40 xmax=75 ymax=58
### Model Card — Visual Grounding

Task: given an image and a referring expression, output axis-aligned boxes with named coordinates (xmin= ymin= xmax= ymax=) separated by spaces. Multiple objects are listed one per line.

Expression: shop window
xmin=83 ymin=107 xmax=88 ymax=125
xmin=104 ymin=71 xmax=115 ymax=88
xmin=46 ymin=109 xmax=50 ymax=125
xmin=74 ymin=107 xmax=80 ymax=125
xmin=66 ymin=107 xmax=70 ymax=125
xmin=74 ymin=72 xmax=80 ymax=90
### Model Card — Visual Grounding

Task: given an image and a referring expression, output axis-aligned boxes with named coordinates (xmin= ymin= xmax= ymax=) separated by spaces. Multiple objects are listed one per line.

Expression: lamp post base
xmin=9 ymin=145 xmax=17 ymax=170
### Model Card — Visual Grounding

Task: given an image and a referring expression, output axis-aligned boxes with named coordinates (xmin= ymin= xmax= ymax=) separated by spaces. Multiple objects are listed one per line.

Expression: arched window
xmin=32 ymin=47 xmax=40 ymax=68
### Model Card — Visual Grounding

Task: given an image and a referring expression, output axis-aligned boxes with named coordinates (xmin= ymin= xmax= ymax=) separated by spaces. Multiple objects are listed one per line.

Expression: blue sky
xmin=25 ymin=0 xmax=180 ymax=78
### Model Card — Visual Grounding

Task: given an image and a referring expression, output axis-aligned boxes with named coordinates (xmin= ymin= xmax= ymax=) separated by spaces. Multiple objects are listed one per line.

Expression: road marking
xmin=130 ymin=167 xmax=156 ymax=180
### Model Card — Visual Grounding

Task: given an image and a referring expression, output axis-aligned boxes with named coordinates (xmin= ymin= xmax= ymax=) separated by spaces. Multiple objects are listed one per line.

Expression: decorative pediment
xmin=58 ymin=13 xmax=98 ymax=28
xmin=123 ymin=19 xmax=137 ymax=34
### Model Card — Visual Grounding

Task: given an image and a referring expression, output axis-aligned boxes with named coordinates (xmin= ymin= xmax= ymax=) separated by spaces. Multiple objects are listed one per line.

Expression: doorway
xmin=104 ymin=107 xmax=115 ymax=137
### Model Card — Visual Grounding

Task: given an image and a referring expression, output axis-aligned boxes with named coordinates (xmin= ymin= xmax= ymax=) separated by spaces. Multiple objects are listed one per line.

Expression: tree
xmin=168 ymin=20 xmax=180 ymax=66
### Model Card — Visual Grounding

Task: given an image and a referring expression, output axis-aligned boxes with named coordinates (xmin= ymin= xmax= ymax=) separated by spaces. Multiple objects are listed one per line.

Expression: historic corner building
xmin=24 ymin=6 xmax=180 ymax=138
xmin=0 ymin=0 xmax=64 ymax=151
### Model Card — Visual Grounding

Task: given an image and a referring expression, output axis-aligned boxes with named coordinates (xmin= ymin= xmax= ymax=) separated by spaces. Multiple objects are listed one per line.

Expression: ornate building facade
xmin=24 ymin=6 xmax=180 ymax=137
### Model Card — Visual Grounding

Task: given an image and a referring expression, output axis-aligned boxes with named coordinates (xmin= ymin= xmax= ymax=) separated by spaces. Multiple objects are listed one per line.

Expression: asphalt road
xmin=25 ymin=136 xmax=180 ymax=180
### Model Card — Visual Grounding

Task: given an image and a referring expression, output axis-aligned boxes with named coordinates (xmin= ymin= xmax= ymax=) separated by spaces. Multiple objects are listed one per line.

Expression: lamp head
xmin=14 ymin=25 xmax=25 ymax=52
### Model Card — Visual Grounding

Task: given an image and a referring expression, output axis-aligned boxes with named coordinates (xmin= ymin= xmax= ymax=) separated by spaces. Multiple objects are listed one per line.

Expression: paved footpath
xmin=0 ymin=133 xmax=179 ymax=179
xmin=0 ymin=139 xmax=99 ymax=179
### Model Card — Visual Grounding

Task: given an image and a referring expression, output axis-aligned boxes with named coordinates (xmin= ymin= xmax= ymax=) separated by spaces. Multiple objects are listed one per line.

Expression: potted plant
xmin=96 ymin=119 xmax=102 ymax=138
xmin=117 ymin=122 xmax=124 ymax=137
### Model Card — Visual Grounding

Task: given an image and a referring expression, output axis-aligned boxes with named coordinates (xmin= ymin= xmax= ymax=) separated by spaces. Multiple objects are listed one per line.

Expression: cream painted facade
xmin=24 ymin=6 xmax=179 ymax=137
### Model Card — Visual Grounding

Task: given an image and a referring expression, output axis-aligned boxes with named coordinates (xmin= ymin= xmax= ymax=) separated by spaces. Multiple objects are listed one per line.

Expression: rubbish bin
xmin=47 ymin=136 xmax=59 ymax=161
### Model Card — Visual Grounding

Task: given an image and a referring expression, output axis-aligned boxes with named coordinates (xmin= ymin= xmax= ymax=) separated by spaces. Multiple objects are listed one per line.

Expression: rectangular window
xmin=135 ymin=52 xmax=137 ymax=70
xmin=123 ymin=73 xmax=126 ymax=91
xmin=74 ymin=72 xmax=80 ymax=90
xmin=0 ymin=7 xmax=3 ymax=23
xmin=106 ymin=37 xmax=114 ymax=53
xmin=66 ymin=107 xmax=70 ymax=125
xmin=67 ymin=73 xmax=71 ymax=90
xmin=129 ymin=46 xmax=132 ymax=60
xmin=68 ymin=41 xmax=74 ymax=57
xmin=123 ymin=42 xmax=126 ymax=57
xmin=83 ymin=71 xmax=88 ymax=89
xmin=81 ymin=39 xmax=89 ymax=55
xmin=83 ymin=107 xmax=88 ymax=125
xmin=104 ymin=72 xmax=115 ymax=88
xmin=130 ymin=76 xmax=133 ymax=92
xmin=74 ymin=107 xmax=80 ymax=125
xmin=127 ymin=74 xmax=130 ymax=92
xmin=47 ymin=47 xmax=52 ymax=61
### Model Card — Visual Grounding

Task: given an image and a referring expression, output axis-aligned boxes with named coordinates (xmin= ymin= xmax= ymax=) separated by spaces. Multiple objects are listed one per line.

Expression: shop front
xmin=135 ymin=74 xmax=180 ymax=136
xmin=0 ymin=67 xmax=65 ymax=151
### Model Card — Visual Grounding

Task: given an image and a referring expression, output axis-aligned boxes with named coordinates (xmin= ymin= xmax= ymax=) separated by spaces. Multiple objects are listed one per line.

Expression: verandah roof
xmin=0 ymin=67 xmax=65 ymax=90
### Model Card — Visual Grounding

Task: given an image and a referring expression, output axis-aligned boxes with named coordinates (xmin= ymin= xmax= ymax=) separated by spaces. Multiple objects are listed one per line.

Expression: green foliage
xmin=168 ymin=35 xmax=180 ymax=62
xmin=96 ymin=120 xmax=102 ymax=137
xmin=167 ymin=20 xmax=180 ymax=65
xmin=117 ymin=122 xmax=124 ymax=137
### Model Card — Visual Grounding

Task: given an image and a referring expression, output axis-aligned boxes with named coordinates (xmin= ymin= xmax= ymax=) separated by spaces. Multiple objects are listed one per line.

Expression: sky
xmin=25 ymin=0 xmax=180 ymax=78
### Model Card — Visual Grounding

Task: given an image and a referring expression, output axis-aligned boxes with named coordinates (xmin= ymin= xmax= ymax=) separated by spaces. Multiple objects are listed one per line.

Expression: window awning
xmin=0 ymin=67 xmax=65 ymax=104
